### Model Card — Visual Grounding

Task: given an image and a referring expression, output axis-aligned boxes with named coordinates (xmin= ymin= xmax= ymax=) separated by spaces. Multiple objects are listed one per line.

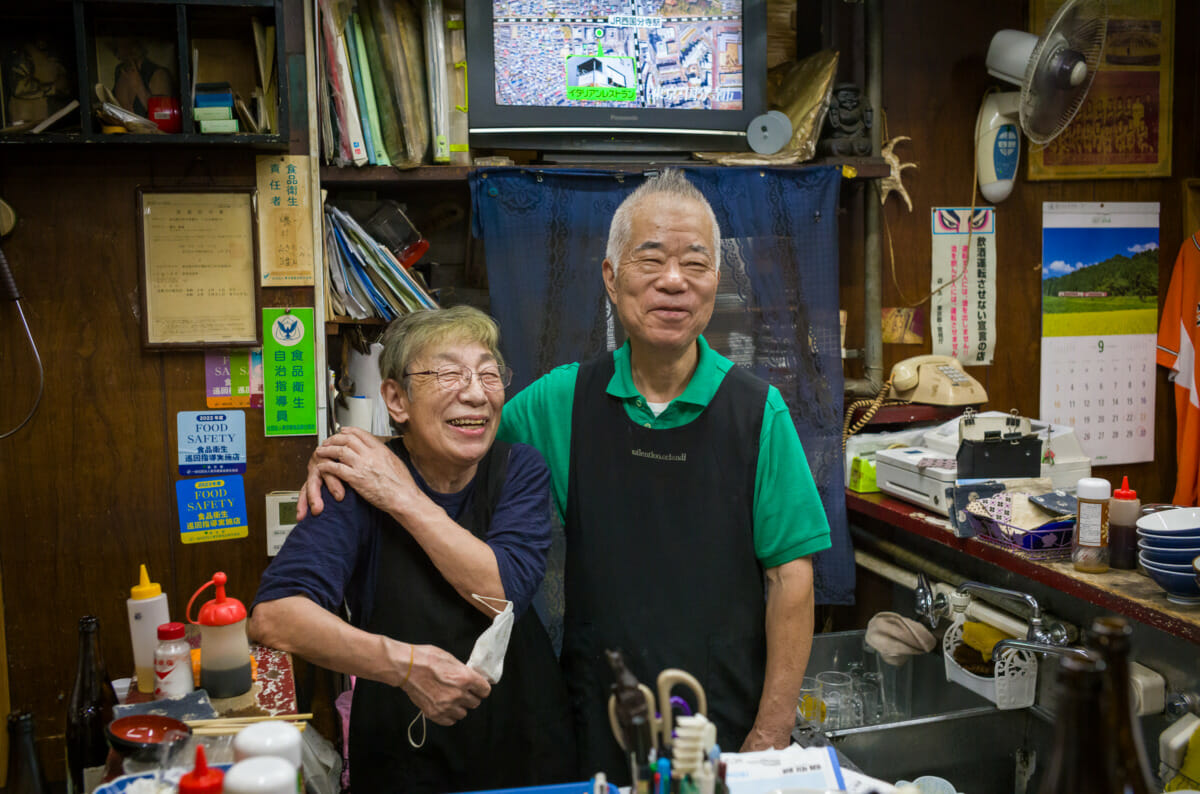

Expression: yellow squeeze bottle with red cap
xmin=188 ymin=571 xmax=252 ymax=698
xmin=128 ymin=564 xmax=171 ymax=694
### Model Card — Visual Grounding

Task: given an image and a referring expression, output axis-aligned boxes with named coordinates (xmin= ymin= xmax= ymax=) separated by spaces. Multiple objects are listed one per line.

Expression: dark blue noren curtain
xmin=471 ymin=167 xmax=854 ymax=608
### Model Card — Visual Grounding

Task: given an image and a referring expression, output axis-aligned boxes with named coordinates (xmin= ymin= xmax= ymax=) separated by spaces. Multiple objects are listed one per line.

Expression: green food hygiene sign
xmin=262 ymin=307 xmax=317 ymax=436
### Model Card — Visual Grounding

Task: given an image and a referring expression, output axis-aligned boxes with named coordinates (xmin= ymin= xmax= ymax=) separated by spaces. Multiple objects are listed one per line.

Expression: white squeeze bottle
xmin=128 ymin=564 xmax=171 ymax=694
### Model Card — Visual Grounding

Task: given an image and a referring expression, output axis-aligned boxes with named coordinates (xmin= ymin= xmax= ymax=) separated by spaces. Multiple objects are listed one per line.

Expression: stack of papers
xmin=721 ymin=745 xmax=900 ymax=794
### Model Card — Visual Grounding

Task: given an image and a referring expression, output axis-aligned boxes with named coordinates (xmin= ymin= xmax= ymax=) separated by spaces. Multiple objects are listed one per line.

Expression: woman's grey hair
xmin=605 ymin=169 xmax=721 ymax=275
xmin=377 ymin=305 xmax=504 ymax=394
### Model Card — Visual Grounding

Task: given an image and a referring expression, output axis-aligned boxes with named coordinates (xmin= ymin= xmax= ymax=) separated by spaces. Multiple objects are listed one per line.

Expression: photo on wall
xmin=94 ymin=34 xmax=177 ymax=119
xmin=0 ymin=33 xmax=75 ymax=131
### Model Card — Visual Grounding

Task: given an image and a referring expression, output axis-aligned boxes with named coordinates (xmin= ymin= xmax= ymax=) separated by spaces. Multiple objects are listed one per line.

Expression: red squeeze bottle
xmin=1109 ymin=477 xmax=1141 ymax=570
xmin=178 ymin=745 xmax=224 ymax=794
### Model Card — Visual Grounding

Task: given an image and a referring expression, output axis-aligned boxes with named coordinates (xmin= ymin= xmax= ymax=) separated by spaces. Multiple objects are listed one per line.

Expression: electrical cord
xmin=842 ymin=374 xmax=908 ymax=452
xmin=1 ymin=244 xmax=44 ymax=439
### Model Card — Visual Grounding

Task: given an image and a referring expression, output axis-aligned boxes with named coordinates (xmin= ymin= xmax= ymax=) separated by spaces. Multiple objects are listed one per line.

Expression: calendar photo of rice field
xmin=1041 ymin=225 xmax=1159 ymax=337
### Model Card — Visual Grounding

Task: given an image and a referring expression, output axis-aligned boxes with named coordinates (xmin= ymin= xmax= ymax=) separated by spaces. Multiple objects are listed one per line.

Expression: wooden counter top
xmin=847 ymin=490 xmax=1200 ymax=645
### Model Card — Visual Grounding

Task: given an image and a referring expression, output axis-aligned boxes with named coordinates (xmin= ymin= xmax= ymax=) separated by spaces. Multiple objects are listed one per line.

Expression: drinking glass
xmin=855 ymin=671 xmax=883 ymax=725
xmin=816 ymin=670 xmax=863 ymax=730
xmin=797 ymin=676 xmax=826 ymax=725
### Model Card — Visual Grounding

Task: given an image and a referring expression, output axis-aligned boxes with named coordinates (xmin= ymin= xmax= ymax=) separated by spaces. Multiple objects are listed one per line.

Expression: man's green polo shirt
xmin=498 ymin=336 xmax=832 ymax=568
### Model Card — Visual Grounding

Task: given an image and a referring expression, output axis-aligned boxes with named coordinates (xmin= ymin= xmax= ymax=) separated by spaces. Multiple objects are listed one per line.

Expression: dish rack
xmin=964 ymin=513 xmax=1074 ymax=561
xmin=943 ymin=616 xmax=1037 ymax=709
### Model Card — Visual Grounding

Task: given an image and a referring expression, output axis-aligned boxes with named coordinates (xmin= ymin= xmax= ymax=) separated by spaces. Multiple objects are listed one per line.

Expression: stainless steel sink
xmin=797 ymin=630 xmax=1053 ymax=794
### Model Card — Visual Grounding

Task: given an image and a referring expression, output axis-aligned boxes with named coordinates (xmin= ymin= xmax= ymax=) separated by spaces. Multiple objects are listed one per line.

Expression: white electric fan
xmin=975 ymin=0 xmax=1108 ymax=202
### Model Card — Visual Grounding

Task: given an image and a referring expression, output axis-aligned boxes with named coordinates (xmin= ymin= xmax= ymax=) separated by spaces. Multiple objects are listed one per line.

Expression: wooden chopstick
xmin=185 ymin=713 xmax=313 ymax=727
xmin=191 ymin=722 xmax=307 ymax=736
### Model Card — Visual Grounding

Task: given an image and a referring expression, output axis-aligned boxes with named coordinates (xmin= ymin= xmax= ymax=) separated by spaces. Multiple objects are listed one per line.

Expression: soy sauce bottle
xmin=1085 ymin=616 xmax=1157 ymax=793
xmin=1036 ymin=652 xmax=1124 ymax=794
xmin=66 ymin=616 xmax=118 ymax=794
xmin=6 ymin=711 xmax=48 ymax=794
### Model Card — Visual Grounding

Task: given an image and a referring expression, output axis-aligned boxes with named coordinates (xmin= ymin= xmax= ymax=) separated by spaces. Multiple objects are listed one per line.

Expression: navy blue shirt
xmin=252 ymin=443 xmax=552 ymax=624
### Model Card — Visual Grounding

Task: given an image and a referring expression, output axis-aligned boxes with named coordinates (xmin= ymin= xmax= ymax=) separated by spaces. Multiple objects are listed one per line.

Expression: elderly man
xmin=303 ymin=170 xmax=831 ymax=780
xmin=252 ymin=306 xmax=574 ymax=793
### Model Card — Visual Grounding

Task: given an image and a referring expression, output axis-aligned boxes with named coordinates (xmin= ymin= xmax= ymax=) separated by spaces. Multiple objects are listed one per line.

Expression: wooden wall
xmin=838 ymin=0 xmax=1198 ymax=504
xmin=0 ymin=0 xmax=311 ymax=778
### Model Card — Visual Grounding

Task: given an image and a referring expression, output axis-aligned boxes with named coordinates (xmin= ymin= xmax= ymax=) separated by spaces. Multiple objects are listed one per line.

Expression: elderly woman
xmin=250 ymin=306 xmax=574 ymax=793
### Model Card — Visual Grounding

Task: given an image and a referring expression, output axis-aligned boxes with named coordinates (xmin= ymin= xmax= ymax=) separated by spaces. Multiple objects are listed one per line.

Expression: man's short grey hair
xmin=605 ymin=169 xmax=721 ymax=275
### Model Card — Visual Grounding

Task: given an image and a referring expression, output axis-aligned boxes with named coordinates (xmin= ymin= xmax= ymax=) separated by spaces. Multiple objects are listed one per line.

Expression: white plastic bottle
xmin=223 ymin=756 xmax=298 ymax=794
xmin=234 ymin=721 xmax=304 ymax=793
xmin=127 ymin=564 xmax=170 ymax=694
xmin=154 ymin=621 xmax=194 ymax=699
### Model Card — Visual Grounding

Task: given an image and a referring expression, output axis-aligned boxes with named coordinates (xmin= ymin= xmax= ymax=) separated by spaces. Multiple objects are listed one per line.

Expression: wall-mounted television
xmin=465 ymin=2 xmax=767 ymax=156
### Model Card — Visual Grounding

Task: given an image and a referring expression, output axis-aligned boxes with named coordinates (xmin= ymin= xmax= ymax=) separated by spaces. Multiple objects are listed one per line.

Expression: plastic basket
xmin=964 ymin=512 xmax=1074 ymax=561
xmin=942 ymin=618 xmax=1037 ymax=709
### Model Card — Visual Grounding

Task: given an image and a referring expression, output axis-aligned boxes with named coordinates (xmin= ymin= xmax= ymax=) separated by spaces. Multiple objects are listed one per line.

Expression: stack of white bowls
xmin=1136 ymin=507 xmax=1200 ymax=604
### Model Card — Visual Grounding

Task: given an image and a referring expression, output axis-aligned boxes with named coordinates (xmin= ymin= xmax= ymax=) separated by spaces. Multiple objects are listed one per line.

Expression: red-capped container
xmin=179 ymin=745 xmax=224 ymax=794
xmin=187 ymin=572 xmax=252 ymax=698
xmin=146 ymin=95 xmax=181 ymax=134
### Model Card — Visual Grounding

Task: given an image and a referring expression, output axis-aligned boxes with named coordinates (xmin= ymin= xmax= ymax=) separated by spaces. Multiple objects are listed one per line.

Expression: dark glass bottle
xmin=6 ymin=711 xmax=48 ymax=794
xmin=1036 ymin=652 xmax=1124 ymax=794
xmin=1085 ymin=615 xmax=1159 ymax=793
xmin=66 ymin=616 xmax=118 ymax=794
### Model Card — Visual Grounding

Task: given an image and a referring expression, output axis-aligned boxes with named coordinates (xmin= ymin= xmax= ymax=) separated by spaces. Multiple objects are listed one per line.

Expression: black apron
xmin=349 ymin=440 xmax=576 ymax=793
xmin=563 ymin=355 xmax=769 ymax=783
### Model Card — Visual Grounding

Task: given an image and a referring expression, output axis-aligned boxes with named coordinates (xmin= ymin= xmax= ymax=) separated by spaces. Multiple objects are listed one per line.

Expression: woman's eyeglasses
xmin=404 ymin=365 xmax=513 ymax=392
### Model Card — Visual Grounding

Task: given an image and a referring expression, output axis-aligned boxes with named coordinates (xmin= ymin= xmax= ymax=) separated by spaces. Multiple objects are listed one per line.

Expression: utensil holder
xmin=943 ymin=617 xmax=1037 ymax=709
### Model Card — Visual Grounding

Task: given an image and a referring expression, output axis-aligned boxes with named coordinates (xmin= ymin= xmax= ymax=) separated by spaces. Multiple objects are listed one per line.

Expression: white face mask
xmin=408 ymin=594 xmax=515 ymax=748
xmin=466 ymin=594 xmax=514 ymax=684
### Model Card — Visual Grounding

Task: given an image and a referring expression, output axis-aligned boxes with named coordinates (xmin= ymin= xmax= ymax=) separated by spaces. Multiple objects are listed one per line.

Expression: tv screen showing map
xmin=491 ymin=2 xmax=746 ymax=111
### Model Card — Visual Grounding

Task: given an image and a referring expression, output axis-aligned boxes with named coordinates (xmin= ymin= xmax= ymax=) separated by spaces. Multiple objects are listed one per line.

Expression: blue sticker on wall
xmin=178 ymin=411 xmax=246 ymax=476
xmin=176 ymin=475 xmax=249 ymax=544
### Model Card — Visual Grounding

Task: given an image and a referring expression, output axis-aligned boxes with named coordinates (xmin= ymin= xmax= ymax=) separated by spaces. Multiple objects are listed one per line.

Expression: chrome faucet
xmin=912 ymin=574 xmax=1070 ymax=646
xmin=992 ymin=638 xmax=1094 ymax=661
xmin=914 ymin=571 xmax=947 ymax=629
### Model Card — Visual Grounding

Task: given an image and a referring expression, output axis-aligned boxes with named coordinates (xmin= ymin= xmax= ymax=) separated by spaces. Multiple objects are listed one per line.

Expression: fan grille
xmin=1019 ymin=0 xmax=1108 ymax=144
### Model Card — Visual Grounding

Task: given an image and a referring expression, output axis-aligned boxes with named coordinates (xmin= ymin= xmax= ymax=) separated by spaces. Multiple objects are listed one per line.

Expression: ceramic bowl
xmin=1136 ymin=507 xmax=1200 ymax=537
xmin=1136 ymin=531 xmax=1200 ymax=549
xmin=105 ymin=714 xmax=192 ymax=762
xmin=1140 ymin=558 xmax=1200 ymax=605
xmin=1138 ymin=553 xmax=1195 ymax=573
xmin=1137 ymin=539 xmax=1200 ymax=565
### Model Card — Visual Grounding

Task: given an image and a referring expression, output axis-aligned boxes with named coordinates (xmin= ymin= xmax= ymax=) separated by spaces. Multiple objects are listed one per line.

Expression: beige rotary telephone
xmin=887 ymin=355 xmax=988 ymax=406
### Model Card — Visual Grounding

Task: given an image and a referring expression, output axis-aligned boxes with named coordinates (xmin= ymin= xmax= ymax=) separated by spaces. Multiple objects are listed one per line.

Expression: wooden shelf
xmin=0 ymin=0 xmax=287 ymax=145
xmin=319 ymin=157 xmax=890 ymax=187
xmin=847 ymin=490 xmax=1200 ymax=645
xmin=847 ymin=402 xmax=968 ymax=428
xmin=325 ymin=316 xmax=388 ymax=335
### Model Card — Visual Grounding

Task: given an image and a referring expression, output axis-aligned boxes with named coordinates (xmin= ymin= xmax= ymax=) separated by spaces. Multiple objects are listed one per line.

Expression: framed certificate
xmin=137 ymin=188 xmax=261 ymax=348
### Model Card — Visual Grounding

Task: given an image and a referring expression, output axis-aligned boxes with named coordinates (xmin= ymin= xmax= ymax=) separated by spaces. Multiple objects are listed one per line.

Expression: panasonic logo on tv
xmin=609 ymin=114 xmax=639 ymax=121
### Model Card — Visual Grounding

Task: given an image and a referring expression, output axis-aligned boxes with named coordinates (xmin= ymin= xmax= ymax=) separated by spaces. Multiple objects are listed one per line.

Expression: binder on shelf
xmin=194 ymin=106 xmax=233 ymax=121
xmin=318 ymin=0 xmax=367 ymax=165
xmin=342 ymin=13 xmax=377 ymax=165
xmin=194 ymin=82 xmax=234 ymax=108
xmin=199 ymin=118 xmax=239 ymax=134
xmin=361 ymin=0 xmax=429 ymax=167
xmin=357 ymin=0 xmax=404 ymax=164
xmin=251 ymin=16 xmax=278 ymax=133
xmin=351 ymin=11 xmax=391 ymax=167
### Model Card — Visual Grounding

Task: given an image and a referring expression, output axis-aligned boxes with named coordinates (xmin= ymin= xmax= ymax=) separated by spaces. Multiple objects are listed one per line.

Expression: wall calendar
xmin=1039 ymin=202 xmax=1160 ymax=466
